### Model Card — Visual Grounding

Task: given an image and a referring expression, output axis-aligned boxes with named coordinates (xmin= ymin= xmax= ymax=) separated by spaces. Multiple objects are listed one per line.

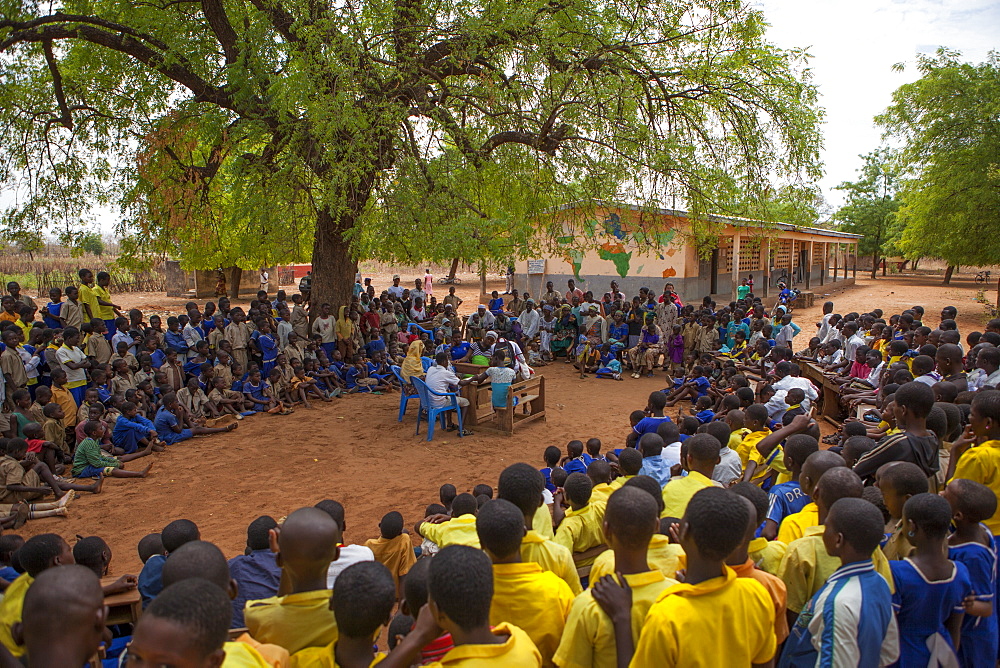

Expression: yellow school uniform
xmin=728 ymin=428 xmax=750 ymax=458
xmin=420 ymin=514 xmax=480 ymax=548
xmin=590 ymin=483 xmax=614 ymax=505
xmin=92 ymin=284 xmax=115 ymax=320
xmin=631 ymin=567 xmax=776 ymax=667
xmin=951 ymin=439 xmax=1000 ymax=535
xmin=776 ymin=502 xmax=819 ymax=544
xmin=78 ymin=283 xmax=99 ymax=321
xmin=748 ymin=536 xmax=787 ymax=575
xmin=223 ymin=634 xmax=290 ymax=667
xmin=776 ymin=526 xmax=894 ymax=613
xmin=289 ymin=645 xmax=384 ymax=668
xmin=490 ymin=562 xmax=574 ymax=666
xmin=521 ymin=530 xmax=582 ymax=595
xmin=532 ymin=504 xmax=554 ymax=539
xmin=553 ymin=570 xmax=675 ymax=668
xmin=426 ymin=622 xmax=542 ymax=667
xmin=747 ymin=444 xmax=791 ymax=486
xmin=0 ymin=573 xmax=33 ymax=657
xmin=737 ymin=429 xmax=769 ymax=467
xmin=607 ymin=474 xmax=634 ymax=491
xmin=553 ymin=504 xmax=606 ymax=567
xmin=588 ymin=534 xmax=685 ymax=583
xmin=243 ymin=589 xmax=337 ymax=655
xmin=660 ymin=471 xmax=719 ymax=519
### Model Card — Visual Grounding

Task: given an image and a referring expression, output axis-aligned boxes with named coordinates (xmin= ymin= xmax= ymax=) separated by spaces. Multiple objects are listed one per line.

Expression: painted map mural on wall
xmin=556 ymin=212 xmax=679 ymax=281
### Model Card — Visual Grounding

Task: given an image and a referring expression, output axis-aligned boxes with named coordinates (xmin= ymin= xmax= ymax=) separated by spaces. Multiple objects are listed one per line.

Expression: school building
xmin=515 ymin=201 xmax=862 ymax=303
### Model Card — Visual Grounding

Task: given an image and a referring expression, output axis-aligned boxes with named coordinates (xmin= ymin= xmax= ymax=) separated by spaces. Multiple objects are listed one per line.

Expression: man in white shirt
xmin=387 ymin=275 xmax=405 ymax=299
xmin=424 ymin=353 xmax=471 ymax=429
xmin=772 ymin=362 xmax=818 ymax=412
xmin=519 ymin=300 xmax=540 ymax=340
xmin=410 ymin=279 xmax=426 ymax=306
xmin=317 ymin=499 xmax=376 ymax=589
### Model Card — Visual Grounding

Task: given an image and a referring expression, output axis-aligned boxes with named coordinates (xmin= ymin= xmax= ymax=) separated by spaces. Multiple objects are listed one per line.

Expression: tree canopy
xmin=877 ymin=49 xmax=1000 ymax=277
xmin=1 ymin=0 xmax=824 ymax=306
xmin=833 ymin=149 xmax=901 ymax=278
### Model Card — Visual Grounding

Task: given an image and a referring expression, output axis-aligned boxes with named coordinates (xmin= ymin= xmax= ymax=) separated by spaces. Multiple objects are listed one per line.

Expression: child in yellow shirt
xmin=407 ymin=545 xmax=543 ymax=667
xmin=592 ymin=486 xmax=777 ymax=667
xmin=477 ymin=498 xmax=574 ymax=665
xmin=555 ymin=486 xmax=677 ymax=668
xmin=497 ymin=463 xmax=582 ymax=594
xmin=776 ymin=450 xmax=846 ymax=544
xmin=553 ymin=473 xmax=607 ymax=567
xmin=244 ymin=507 xmax=340 ymax=654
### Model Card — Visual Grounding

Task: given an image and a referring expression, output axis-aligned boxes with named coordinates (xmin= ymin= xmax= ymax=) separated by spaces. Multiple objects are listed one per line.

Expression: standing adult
xmin=6 ymin=282 xmax=36 ymax=312
xmin=566 ymin=279 xmax=584 ymax=302
xmin=298 ymin=271 xmax=312 ymax=304
xmin=542 ymin=281 xmax=562 ymax=304
xmin=258 ymin=268 xmax=269 ymax=295
xmin=387 ymin=275 xmax=405 ymax=299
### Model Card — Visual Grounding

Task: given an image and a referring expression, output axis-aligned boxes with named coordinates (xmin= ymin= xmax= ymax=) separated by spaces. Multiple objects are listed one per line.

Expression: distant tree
xmin=877 ymin=48 xmax=1000 ymax=284
xmin=833 ymin=150 xmax=902 ymax=279
xmin=11 ymin=230 xmax=45 ymax=259
xmin=78 ymin=232 xmax=105 ymax=256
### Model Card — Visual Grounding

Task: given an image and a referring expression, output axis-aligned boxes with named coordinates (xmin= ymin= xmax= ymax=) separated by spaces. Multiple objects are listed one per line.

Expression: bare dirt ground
xmin=15 ymin=271 xmax=993 ymax=578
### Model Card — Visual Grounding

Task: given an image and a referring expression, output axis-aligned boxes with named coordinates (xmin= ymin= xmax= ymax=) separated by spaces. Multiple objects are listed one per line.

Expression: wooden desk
xmin=461 ymin=375 xmax=547 ymax=435
xmin=803 ymin=362 xmax=845 ymax=426
xmin=101 ymin=577 xmax=141 ymax=626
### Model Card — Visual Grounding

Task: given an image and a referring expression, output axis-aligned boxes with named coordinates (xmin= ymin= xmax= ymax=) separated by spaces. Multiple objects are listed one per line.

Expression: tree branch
xmin=1 ymin=23 xmax=237 ymax=111
xmin=41 ymin=40 xmax=73 ymax=130
xmin=200 ymin=0 xmax=240 ymax=65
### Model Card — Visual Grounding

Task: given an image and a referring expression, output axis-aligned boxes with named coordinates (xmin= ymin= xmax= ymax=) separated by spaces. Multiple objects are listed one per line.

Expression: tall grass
xmin=0 ymin=255 xmax=165 ymax=298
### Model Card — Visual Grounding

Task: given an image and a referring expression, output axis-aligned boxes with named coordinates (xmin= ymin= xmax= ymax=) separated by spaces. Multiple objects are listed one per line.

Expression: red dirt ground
xmin=16 ymin=272 xmax=993 ymax=578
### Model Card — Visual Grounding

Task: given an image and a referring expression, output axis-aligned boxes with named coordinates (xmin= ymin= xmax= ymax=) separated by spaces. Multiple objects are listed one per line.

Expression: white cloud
xmin=754 ymin=0 xmax=998 ymax=208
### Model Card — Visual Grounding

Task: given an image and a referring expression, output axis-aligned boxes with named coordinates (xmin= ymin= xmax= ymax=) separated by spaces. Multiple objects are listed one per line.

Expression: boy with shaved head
xmin=244 ymin=506 xmax=341 ymax=654
xmin=16 ymin=565 xmax=106 ymax=666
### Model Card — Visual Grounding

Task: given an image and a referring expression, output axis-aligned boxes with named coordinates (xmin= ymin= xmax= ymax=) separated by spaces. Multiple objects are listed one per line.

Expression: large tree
xmin=1 ymin=0 xmax=823 ymax=307
xmin=833 ymin=149 xmax=901 ymax=279
xmin=877 ymin=48 xmax=1000 ymax=284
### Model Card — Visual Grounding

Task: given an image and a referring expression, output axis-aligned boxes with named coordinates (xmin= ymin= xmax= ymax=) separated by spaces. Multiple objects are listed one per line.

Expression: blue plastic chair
xmin=421 ymin=356 xmax=434 ymax=372
xmin=411 ymin=376 xmax=464 ymax=441
xmin=390 ymin=365 xmax=420 ymax=422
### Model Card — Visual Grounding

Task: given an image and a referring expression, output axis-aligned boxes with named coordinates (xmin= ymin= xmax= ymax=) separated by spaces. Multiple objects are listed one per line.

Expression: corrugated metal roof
xmin=551 ymin=200 xmax=863 ymax=240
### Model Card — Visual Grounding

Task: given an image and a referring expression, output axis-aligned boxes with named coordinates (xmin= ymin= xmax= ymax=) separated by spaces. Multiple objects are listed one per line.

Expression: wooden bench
xmin=461 ymin=375 xmax=547 ymax=435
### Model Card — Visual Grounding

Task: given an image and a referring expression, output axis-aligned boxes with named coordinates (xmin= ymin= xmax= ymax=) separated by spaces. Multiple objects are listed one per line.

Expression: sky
xmin=755 ymin=0 xmax=998 ymax=210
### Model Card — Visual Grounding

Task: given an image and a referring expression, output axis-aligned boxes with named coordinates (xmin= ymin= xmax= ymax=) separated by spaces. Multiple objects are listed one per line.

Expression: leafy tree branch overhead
xmin=1 ymin=0 xmax=823 ymax=305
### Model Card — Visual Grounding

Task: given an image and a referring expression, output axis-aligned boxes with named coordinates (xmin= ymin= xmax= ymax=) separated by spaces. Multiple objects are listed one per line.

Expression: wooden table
xmin=802 ymin=362 xmax=845 ymax=426
xmin=101 ymin=577 xmax=142 ymax=626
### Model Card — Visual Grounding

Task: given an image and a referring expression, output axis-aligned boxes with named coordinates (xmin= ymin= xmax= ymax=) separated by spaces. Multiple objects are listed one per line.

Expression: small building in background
xmin=517 ymin=201 xmax=861 ymax=303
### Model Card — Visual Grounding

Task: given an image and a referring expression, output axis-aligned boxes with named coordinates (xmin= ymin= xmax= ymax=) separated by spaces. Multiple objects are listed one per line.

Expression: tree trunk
xmin=447 ymin=257 xmax=460 ymax=281
xmin=310 ymin=206 xmax=358 ymax=313
xmin=226 ymin=266 xmax=242 ymax=299
xmin=871 ymin=253 xmax=878 ymax=280
xmin=943 ymin=265 xmax=955 ymax=285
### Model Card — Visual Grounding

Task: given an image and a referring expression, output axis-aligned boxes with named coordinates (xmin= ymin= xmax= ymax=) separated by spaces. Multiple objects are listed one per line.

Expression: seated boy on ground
xmin=72 ymin=420 xmax=153 ymax=480
xmin=365 ymin=511 xmax=417 ymax=596
xmin=0 ymin=438 xmax=99 ymax=504
xmin=416 ymin=493 xmax=481 ymax=549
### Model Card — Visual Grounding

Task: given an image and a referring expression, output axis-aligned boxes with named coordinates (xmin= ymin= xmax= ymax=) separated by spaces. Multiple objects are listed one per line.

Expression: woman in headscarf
xmin=400 ymin=339 xmax=425 ymax=382
xmin=628 ymin=312 xmax=662 ymax=378
xmin=551 ymin=305 xmax=576 ymax=361
xmin=335 ymin=305 xmax=356 ymax=359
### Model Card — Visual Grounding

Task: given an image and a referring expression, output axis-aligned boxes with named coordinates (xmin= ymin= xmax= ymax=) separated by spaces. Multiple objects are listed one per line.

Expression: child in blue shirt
xmin=943 ymin=479 xmax=998 ymax=668
xmin=41 ymin=287 xmax=63 ymax=329
xmin=762 ymin=434 xmax=817 ymax=540
xmin=663 ymin=365 xmax=711 ymax=408
xmin=781 ymin=497 xmax=899 ymax=667
xmin=562 ymin=440 xmax=589 ymax=475
xmin=540 ymin=445 xmax=561 ymax=493
xmin=691 ymin=395 xmax=715 ymax=423
xmin=890 ymin=494 xmax=972 ymax=668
